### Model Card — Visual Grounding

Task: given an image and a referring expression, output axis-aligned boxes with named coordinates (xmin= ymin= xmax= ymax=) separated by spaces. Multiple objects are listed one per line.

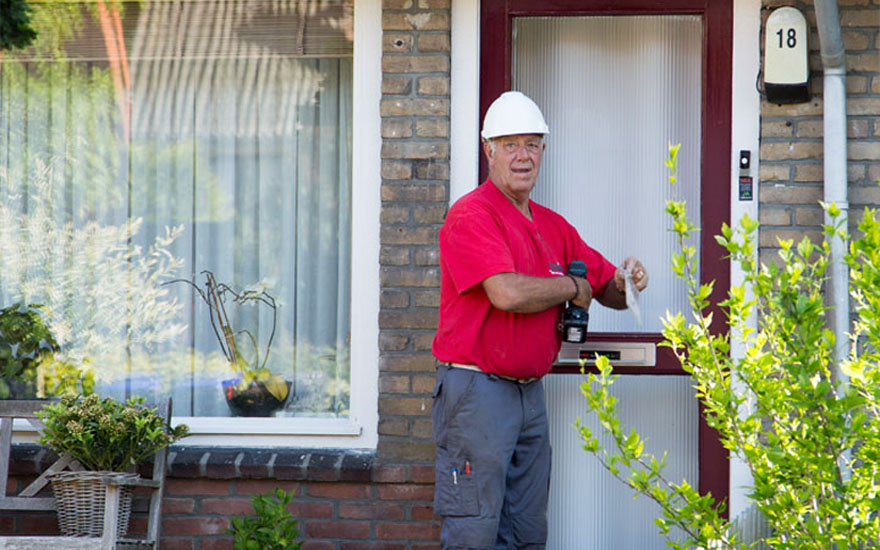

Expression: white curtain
xmin=0 ymin=0 xmax=353 ymax=417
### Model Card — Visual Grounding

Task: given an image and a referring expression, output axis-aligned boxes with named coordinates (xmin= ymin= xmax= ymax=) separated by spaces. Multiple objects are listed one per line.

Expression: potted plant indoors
xmin=36 ymin=394 xmax=189 ymax=536
xmin=171 ymin=271 xmax=290 ymax=416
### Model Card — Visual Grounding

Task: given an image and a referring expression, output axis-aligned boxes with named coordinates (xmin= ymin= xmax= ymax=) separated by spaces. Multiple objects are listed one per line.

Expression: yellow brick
xmin=851 ymin=186 xmax=880 ymax=204
xmin=760 ymin=164 xmax=791 ymax=181
xmin=417 ymin=76 xmax=450 ymax=96
xmin=848 ymin=52 xmax=880 ymax=72
xmin=384 ymin=33 xmax=414 ymax=53
xmin=847 ymin=98 xmax=880 ymax=116
xmin=795 ymin=207 xmax=824 ymax=226
xmin=850 ymin=142 xmax=880 ymax=161
xmin=383 ymin=0 xmax=413 ymax=8
xmin=846 ymin=75 xmax=869 ymax=93
xmin=762 ymin=100 xmax=823 ymax=117
xmin=414 ymin=119 xmax=449 ymax=138
xmin=760 ymin=141 xmax=824 ymax=161
xmin=382 ymin=160 xmax=413 ymax=180
xmin=842 ymin=31 xmax=870 ymax=50
xmin=382 ymin=119 xmax=413 ymax=139
xmin=381 ymin=98 xmax=449 ymax=116
xmin=418 ymin=0 xmax=451 ymax=8
xmin=381 ymin=140 xmax=449 ymax=160
xmin=794 ymin=164 xmax=823 ymax=182
xmin=759 ymin=184 xmax=823 ymax=204
xmin=759 ymin=208 xmax=791 ymax=226
xmin=759 ymin=228 xmax=823 ymax=248
xmin=381 ymin=267 xmax=441 ymax=287
xmin=417 ymin=33 xmax=450 ymax=52
xmin=382 ymin=55 xmax=450 ymax=74
xmin=381 ymin=183 xmax=446 ymax=202
xmin=414 ymin=289 xmax=440 ymax=307
xmin=795 ymin=120 xmax=823 ymax=138
xmin=761 ymin=120 xmax=794 ymax=138
xmin=848 ymin=120 xmax=869 ymax=138
xmin=382 ymin=76 xmax=413 ymax=95
xmin=840 ymin=9 xmax=880 ymax=27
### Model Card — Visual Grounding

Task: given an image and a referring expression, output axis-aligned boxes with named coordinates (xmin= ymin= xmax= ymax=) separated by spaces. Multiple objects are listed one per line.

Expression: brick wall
xmin=377 ymin=0 xmax=448 ymax=467
xmin=3 ymin=0 xmax=452 ymax=547
xmin=6 ymin=446 xmax=441 ymax=550
xmin=759 ymin=0 xmax=880 ymax=264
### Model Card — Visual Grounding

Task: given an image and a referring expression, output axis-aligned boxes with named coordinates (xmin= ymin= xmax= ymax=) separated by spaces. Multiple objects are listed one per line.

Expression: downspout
xmin=813 ymin=0 xmax=849 ymax=383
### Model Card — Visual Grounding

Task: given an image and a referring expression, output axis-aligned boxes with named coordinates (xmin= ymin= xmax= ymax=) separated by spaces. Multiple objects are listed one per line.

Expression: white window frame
xmin=170 ymin=0 xmax=381 ymax=449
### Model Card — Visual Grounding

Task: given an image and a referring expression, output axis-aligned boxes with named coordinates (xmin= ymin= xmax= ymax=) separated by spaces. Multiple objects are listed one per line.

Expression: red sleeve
xmin=554 ymin=214 xmax=617 ymax=296
xmin=440 ymin=202 xmax=514 ymax=295
xmin=575 ymin=240 xmax=617 ymax=297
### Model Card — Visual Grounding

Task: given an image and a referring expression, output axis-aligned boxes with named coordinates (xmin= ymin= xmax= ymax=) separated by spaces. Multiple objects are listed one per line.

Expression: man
xmin=431 ymin=91 xmax=649 ymax=550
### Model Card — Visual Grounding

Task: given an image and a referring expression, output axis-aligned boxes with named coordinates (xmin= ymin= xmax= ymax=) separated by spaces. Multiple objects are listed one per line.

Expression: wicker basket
xmin=48 ymin=471 xmax=138 ymax=537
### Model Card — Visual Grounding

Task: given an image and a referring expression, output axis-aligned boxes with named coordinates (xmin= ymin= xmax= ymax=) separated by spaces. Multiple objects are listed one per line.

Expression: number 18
xmin=776 ymin=28 xmax=797 ymax=48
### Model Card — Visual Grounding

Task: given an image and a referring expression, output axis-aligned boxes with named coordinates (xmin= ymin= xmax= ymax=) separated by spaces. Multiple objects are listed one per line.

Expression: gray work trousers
xmin=432 ymin=365 xmax=551 ymax=550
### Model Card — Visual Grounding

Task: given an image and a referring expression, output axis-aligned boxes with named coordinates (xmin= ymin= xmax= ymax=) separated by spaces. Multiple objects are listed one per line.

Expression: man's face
xmin=484 ymin=134 xmax=545 ymax=201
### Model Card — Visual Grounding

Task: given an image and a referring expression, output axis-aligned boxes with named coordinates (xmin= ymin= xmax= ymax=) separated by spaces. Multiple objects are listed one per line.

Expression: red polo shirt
xmin=432 ymin=180 xmax=617 ymax=379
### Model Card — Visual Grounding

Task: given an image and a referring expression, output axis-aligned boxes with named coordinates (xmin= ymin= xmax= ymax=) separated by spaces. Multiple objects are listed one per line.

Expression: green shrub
xmin=227 ymin=488 xmax=302 ymax=550
xmin=0 ymin=0 xmax=37 ymax=51
xmin=577 ymin=144 xmax=880 ymax=550
xmin=38 ymin=394 xmax=189 ymax=472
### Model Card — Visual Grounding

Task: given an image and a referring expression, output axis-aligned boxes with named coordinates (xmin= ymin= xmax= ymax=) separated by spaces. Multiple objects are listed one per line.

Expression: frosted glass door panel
xmin=514 ymin=16 xmax=702 ymax=333
xmin=544 ymin=374 xmax=699 ymax=549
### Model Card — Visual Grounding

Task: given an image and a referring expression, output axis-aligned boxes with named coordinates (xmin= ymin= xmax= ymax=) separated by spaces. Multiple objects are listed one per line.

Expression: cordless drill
xmin=562 ymin=261 xmax=589 ymax=344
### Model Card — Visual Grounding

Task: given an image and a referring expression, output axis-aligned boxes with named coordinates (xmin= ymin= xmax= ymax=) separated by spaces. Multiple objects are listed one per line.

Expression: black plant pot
xmin=222 ymin=379 xmax=292 ymax=417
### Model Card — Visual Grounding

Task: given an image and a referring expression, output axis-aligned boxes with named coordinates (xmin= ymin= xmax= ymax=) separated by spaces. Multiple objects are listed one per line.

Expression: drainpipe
xmin=813 ymin=0 xmax=849 ymax=383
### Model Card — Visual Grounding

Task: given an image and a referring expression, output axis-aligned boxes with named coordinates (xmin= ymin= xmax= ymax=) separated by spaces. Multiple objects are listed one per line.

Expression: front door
xmin=480 ymin=1 xmax=732 ymax=547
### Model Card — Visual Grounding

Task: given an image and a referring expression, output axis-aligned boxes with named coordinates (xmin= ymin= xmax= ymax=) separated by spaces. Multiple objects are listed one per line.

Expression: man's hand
xmin=596 ymin=257 xmax=648 ymax=310
xmin=614 ymin=257 xmax=649 ymax=293
xmin=569 ymin=274 xmax=593 ymax=309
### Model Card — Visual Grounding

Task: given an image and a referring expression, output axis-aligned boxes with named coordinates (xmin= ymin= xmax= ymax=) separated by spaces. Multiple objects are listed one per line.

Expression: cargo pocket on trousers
xmin=433 ymin=453 xmax=480 ymax=517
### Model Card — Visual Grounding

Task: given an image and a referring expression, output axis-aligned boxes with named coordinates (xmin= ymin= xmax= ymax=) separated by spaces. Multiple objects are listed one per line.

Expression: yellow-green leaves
xmin=666 ymin=142 xmax=682 ymax=185
xmin=579 ymin=148 xmax=880 ymax=550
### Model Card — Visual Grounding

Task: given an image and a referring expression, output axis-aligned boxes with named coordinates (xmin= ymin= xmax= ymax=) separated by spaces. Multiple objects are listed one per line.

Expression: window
xmin=0 ymin=0 xmax=379 ymax=445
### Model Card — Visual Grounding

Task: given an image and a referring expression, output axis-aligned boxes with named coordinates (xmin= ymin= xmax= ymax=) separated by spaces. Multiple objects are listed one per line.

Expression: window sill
xmin=176 ymin=416 xmax=363 ymax=436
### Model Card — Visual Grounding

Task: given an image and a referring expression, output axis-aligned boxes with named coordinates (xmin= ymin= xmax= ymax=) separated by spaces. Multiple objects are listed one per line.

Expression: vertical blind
xmin=544 ymin=374 xmax=699 ymax=549
xmin=515 ymin=15 xmax=702 ymax=334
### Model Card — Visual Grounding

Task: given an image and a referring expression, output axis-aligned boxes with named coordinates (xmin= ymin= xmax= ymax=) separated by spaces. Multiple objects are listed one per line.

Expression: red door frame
xmin=480 ymin=0 xmax=733 ymax=512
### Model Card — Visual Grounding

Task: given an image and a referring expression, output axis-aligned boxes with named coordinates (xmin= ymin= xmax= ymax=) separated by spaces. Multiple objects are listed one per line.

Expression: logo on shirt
xmin=548 ymin=262 xmax=564 ymax=276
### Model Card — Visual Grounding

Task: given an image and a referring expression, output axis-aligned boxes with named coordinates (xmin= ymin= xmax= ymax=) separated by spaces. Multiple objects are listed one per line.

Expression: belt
xmin=445 ymin=363 xmax=538 ymax=385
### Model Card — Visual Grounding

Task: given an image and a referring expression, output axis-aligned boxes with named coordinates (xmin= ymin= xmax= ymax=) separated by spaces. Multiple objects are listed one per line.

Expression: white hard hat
xmin=480 ymin=91 xmax=549 ymax=140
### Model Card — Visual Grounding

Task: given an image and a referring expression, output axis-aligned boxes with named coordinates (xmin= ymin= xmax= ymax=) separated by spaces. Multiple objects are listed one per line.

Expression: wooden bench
xmin=0 ymin=399 xmax=172 ymax=550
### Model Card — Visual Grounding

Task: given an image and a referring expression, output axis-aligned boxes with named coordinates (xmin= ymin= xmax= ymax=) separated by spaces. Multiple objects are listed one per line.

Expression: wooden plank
xmin=0 ymin=418 xmax=12 ymax=498
xmin=145 ymin=399 xmax=171 ymax=548
xmin=101 ymin=485 xmax=121 ymax=550
xmin=0 ymin=497 xmax=56 ymax=511
xmin=19 ymin=454 xmax=76 ymax=497
xmin=0 ymin=401 xmax=48 ymax=416
xmin=0 ymin=536 xmax=104 ymax=549
xmin=105 ymin=478 xmax=160 ymax=489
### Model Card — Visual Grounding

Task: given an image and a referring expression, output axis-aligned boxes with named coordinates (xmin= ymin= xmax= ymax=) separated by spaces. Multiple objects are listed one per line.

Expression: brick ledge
xmin=10 ymin=445 xmax=376 ymax=482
